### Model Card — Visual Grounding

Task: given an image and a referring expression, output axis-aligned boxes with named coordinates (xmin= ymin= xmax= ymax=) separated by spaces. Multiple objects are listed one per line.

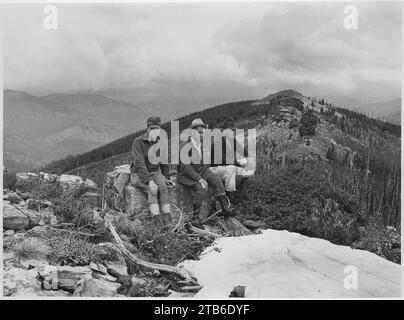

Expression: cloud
xmin=212 ymin=1 xmax=401 ymax=103
xmin=1 ymin=2 xmax=401 ymax=105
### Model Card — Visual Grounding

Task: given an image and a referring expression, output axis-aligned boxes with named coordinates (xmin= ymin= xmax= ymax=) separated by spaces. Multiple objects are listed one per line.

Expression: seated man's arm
xmin=178 ymin=162 xmax=202 ymax=182
xmin=132 ymin=139 xmax=153 ymax=184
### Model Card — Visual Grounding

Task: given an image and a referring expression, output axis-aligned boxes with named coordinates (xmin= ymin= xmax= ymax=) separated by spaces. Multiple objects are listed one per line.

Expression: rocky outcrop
xmin=3 ymin=202 xmax=30 ymax=230
xmin=3 ymin=200 xmax=41 ymax=230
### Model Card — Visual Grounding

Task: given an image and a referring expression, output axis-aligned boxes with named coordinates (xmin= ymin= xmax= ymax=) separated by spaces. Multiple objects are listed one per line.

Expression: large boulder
xmin=3 ymin=201 xmax=29 ymax=230
xmin=3 ymin=201 xmax=41 ymax=230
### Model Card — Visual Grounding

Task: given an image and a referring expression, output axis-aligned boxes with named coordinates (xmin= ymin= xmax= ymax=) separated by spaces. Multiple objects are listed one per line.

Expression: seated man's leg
xmin=203 ymin=170 xmax=235 ymax=217
xmin=210 ymin=165 xmax=237 ymax=192
xmin=151 ymin=171 xmax=170 ymax=214
xmin=178 ymin=182 xmax=204 ymax=228
xmin=190 ymin=182 xmax=205 ymax=212
xmin=147 ymin=178 xmax=160 ymax=217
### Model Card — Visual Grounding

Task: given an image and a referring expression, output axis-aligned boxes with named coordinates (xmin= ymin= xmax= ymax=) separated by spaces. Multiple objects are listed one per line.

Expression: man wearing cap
xmin=130 ymin=116 xmax=171 ymax=227
xmin=210 ymin=118 xmax=255 ymax=197
xmin=177 ymin=118 xmax=235 ymax=228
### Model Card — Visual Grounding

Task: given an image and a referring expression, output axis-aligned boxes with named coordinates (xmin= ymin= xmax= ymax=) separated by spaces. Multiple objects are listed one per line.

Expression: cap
xmin=147 ymin=116 xmax=161 ymax=129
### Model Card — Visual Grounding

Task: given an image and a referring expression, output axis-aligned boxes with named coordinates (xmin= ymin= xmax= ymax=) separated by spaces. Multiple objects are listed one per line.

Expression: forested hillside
xmin=39 ymin=90 xmax=401 ymax=262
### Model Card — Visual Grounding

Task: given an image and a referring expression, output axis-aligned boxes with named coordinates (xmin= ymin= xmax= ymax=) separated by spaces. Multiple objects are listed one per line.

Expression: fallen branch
xmin=201 ymin=209 xmax=222 ymax=224
xmin=188 ymin=225 xmax=220 ymax=239
xmin=171 ymin=202 xmax=184 ymax=233
xmin=106 ymin=220 xmax=195 ymax=282
xmin=48 ymin=226 xmax=98 ymax=237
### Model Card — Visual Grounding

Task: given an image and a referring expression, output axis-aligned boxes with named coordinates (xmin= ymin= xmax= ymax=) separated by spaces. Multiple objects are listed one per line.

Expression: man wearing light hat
xmin=131 ymin=116 xmax=171 ymax=227
xmin=177 ymin=118 xmax=235 ymax=228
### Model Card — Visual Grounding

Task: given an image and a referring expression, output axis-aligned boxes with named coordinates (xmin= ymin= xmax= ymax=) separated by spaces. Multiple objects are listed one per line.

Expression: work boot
xmin=189 ymin=203 xmax=204 ymax=229
xmin=216 ymin=194 xmax=236 ymax=217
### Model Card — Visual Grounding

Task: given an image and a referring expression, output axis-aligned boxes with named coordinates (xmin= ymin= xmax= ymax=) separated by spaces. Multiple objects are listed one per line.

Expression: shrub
xmin=237 ymin=164 xmax=360 ymax=245
xmin=36 ymin=230 xmax=114 ymax=266
xmin=16 ymin=177 xmax=63 ymax=202
xmin=51 ymin=199 xmax=84 ymax=222
xmin=125 ymin=215 xmax=211 ymax=265
xmin=12 ymin=237 xmax=50 ymax=261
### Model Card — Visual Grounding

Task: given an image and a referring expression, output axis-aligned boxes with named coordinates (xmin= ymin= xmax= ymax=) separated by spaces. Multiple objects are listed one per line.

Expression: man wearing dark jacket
xmin=177 ymin=118 xmax=235 ymax=227
xmin=131 ymin=116 xmax=171 ymax=227
xmin=210 ymin=118 xmax=254 ymax=194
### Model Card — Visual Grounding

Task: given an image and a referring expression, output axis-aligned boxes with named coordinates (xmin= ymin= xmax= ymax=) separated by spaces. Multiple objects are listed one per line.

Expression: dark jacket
xmin=177 ymin=140 xmax=211 ymax=186
xmin=210 ymin=132 xmax=247 ymax=167
xmin=131 ymin=133 xmax=169 ymax=183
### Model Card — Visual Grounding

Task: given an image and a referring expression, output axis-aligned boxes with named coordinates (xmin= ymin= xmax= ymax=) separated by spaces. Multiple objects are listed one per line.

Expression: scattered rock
xmin=89 ymin=262 xmax=108 ymax=274
xmin=168 ymin=290 xmax=195 ymax=297
xmin=73 ymin=277 xmax=121 ymax=297
xmin=3 ymin=268 xmax=42 ymax=296
xmin=39 ymin=172 xmax=59 ymax=182
xmin=29 ymin=225 xmax=49 ymax=234
xmin=13 ymin=232 xmax=26 ymax=242
xmin=131 ymin=276 xmax=147 ymax=287
xmin=59 ymin=174 xmax=84 ymax=190
xmin=229 ymin=285 xmax=246 ymax=297
xmin=243 ymin=220 xmax=266 ymax=230
xmin=105 ymin=261 xmax=128 ymax=278
xmin=5 ymin=192 xmax=23 ymax=204
xmin=85 ymin=178 xmax=98 ymax=190
xmin=4 ymin=230 xmax=15 ymax=237
xmin=16 ymin=172 xmax=38 ymax=184
xmin=21 ymin=259 xmax=49 ymax=269
xmin=35 ymin=290 xmax=71 ymax=297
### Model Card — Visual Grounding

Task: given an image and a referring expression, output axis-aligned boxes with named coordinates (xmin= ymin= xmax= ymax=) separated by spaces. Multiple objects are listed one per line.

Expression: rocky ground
xmin=3 ymin=169 xmax=256 ymax=298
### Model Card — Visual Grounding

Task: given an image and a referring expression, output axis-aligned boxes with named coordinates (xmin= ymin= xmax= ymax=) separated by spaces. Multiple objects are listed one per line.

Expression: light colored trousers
xmin=210 ymin=158 xmax=256 ymax=192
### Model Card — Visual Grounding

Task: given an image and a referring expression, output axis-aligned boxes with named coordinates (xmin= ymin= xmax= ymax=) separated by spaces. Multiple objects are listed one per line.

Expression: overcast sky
xmin=0 ymin=2 xmax=401 ymax=106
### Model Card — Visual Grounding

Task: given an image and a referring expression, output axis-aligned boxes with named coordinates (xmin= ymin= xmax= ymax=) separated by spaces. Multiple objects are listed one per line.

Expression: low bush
xmin=237 ymin=164 xmax=360 ymax=245
xmin=12 ymin=237 xmax=50 ymax=261
xmin=33 ymin=230 xmax=116 ymax=266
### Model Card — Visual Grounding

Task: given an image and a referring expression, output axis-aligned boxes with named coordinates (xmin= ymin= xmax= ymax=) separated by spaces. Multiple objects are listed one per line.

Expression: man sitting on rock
xmin=131 ymin=116 xmax=171 ymax=227
xmin=177 ymin=118 xmax=236 ymax=228
xmin=210 ymin=118 xmax=255 ymax=201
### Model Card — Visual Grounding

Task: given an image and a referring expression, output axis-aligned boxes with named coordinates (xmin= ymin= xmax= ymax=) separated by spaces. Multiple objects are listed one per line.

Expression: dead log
xmin=188 ymin=225 xmax=220 ymax=239
xmin=106 ymin=220 xmax=195 ymax=282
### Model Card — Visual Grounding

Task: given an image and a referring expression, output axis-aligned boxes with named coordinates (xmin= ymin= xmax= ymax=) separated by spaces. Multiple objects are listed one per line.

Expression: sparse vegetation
xmin=12 ymin=237 xmax=50 ymax=261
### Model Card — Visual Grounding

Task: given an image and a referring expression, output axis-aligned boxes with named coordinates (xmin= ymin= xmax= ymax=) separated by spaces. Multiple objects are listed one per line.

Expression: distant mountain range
xmin=356 ymin=99 xmax=401 ymax=124
xmin=3 ymin=89 xmax=151 ymax=176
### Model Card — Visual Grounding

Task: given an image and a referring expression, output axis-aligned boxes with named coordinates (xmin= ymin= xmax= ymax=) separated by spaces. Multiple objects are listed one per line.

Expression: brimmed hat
xmin=147 ymin=116 xmax=161 ymax=129
xmin=190 ymin=118 xmax=206 ymax=129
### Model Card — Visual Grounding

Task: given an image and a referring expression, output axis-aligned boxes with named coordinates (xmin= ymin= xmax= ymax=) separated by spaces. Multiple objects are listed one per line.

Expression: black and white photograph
xmin=0 ymin=0 xmax=402 ymax=302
